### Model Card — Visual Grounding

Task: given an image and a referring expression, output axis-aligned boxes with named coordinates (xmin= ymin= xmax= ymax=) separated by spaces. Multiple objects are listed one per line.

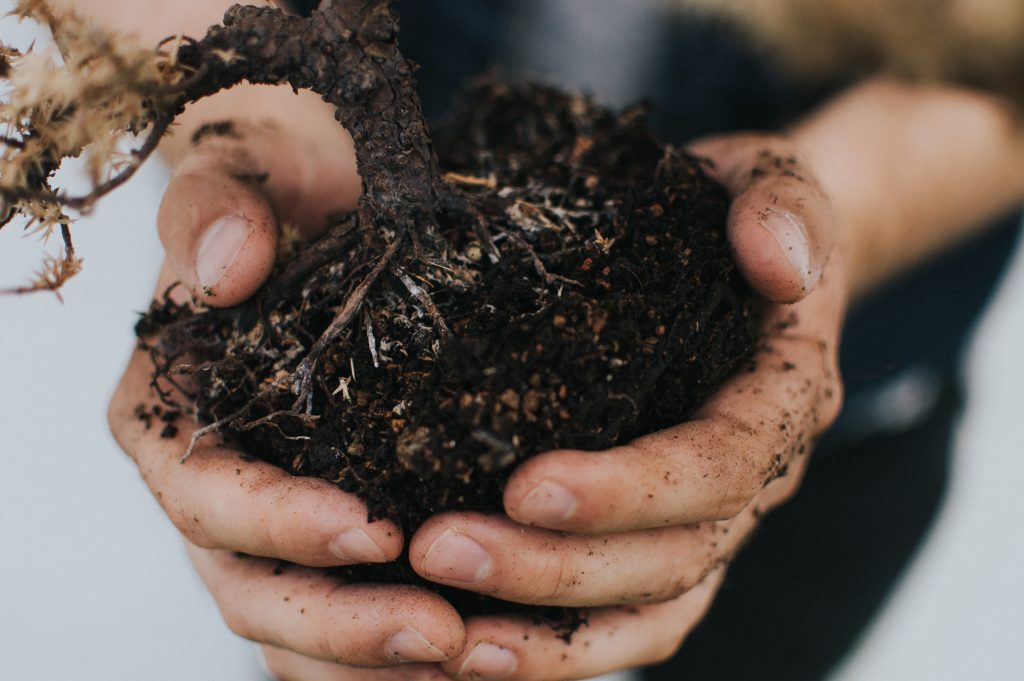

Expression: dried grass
xmin=0 ymin=0 xmax=189 ymax=293
xmin=682 ymin=0 xmax=1024 ymax=108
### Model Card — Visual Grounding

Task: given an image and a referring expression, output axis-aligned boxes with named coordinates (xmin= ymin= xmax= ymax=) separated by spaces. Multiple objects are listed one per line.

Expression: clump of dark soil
xmin=124 ymin=1 xmax=762 ymax=633
xmin=140 ymin=78 xmax=759 ymax=628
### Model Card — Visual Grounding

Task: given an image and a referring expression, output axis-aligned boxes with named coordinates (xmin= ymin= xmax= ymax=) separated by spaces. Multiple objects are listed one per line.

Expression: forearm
xmin=55 ymin=0 xmax=344 ymax=166
xmin=791 ymin=78 xmax=1024 ymax=299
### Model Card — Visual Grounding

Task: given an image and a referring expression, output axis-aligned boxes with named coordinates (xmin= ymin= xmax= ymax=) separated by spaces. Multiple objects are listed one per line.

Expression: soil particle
xmin=190 ymin=120 xmax=241 ymax=145
xmin=140 ymin=80 xmax=761 ymax=633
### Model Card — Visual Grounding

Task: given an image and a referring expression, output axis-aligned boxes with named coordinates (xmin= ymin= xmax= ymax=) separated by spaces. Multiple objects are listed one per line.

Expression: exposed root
xmin=393 ymin=266 xmax=451 ymax=338
xmin=270 ymin=214 xmax=360 ymax=299
xmin=234 ymin=410 xmax=318 ymax=436
xmin=292 ymin=228 xmax=407 ymax=412
xmin=501 ymin=229 xmax=583 ymax=289
xmin=364 ymin=313 xmax=381 ymax=368
xmin=180 ymin=397 xmax=258 ymax=463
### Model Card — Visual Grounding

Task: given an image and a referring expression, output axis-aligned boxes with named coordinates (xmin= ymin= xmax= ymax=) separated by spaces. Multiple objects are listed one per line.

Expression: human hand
xmin=108 ymin=118 xmax=467 ymax=672
xmin=400 ymin=134 xmax=847 ymax=680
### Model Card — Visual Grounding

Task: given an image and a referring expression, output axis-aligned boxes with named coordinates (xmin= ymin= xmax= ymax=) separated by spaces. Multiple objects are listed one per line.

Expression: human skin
xmin=60 ymin=0 xmax=1024 ymax=678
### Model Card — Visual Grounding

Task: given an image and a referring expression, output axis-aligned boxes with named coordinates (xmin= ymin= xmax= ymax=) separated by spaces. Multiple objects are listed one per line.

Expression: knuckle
xmin=106 ymin=385 xmax=129 ymax=442
xmin=645 ymin=630 xmax=688 ymax=666
xmin=717 ymin=458 xmax=762 ymax=519
xmin=662 ymin=553 xmax=714 ymax=602
xmin=533 ymin=552 xmax=573 ymax=604
xmin=257 ymin=483 xmax=318 ymax=559
xmin=182 ymin=527 xmax=219 ymax=550
xmin=656 ymin=574 xmax=696 ymax=604
xmin=811 ymin=343 xmax=844 ymax=433
xmin=107 ymin=374 xmax=146 ymax=461
xmin=168 ymin=505 xmax=218 ymax=548
xmin=259 ymin=647 xmax=291 ymax=681
xmin=777 ymin=476 xmax=801 ymax=504
xmin=314 ymin=629 xmax=354 ymax=665
xmin=820 ymin=377 xmax=845 ymax=430
xmin=220 ymin=602 xmax=257 ymax=642
xmin=714 ymin=493 xmax=750 ymax=522
xmin=258 ymin=512 xmax=293 ymax=560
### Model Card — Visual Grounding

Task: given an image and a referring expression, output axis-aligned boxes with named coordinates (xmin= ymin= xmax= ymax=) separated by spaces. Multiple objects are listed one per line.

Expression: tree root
xmin=393 ymin=266 xmax=451 ymax=339
xmin=291 ymin=227 xmax=407 ymax=413
xmin=180 ymin=397 xmax=258 ymax=463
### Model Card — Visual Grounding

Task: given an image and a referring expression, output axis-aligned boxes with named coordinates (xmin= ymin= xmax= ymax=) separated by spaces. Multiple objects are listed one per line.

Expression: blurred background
xmin=1 ymin=3 xmax=1023 ymax=680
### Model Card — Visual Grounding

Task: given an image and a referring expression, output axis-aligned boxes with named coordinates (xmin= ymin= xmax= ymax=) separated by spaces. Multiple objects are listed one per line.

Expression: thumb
xmin=158 ymin=158 xmax=278 ymax=307
xmin=157 ymin=135 xmax=282 ymax=307
xmin=689 ymin=134 xmax=834 ymax=304
xmin=157 ymin=120 xmax=361 ymax=307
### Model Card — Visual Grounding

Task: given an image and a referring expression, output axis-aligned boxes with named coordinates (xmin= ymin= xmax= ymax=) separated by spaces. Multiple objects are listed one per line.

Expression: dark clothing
xmin=647 ymin=375 xmax=963 ymax=680
xmin=292 ymin=1 xmax=1021 ymax=677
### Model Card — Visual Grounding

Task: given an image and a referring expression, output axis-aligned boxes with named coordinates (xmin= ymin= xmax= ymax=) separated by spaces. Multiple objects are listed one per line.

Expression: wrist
xmin=790 ymin=76 xmax=1024 ymax=300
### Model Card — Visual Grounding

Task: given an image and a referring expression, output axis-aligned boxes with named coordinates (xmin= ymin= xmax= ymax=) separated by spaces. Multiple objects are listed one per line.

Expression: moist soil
xmin=139 ymin=79 xmax=760 ymax=632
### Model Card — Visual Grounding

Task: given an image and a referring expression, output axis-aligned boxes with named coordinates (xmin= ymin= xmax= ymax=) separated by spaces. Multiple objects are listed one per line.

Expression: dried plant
xmin=0 ymin=1 xmax=763 ymax=629
xmin=685 ymin=0 xmax=1024 ymax=108
xmin=0 ymin=0 xmax=201 ymax=293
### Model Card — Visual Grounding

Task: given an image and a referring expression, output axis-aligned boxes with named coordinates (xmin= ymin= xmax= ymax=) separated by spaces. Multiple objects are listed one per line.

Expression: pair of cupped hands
xmin=109 ymin=120 xmax=846 ymax=681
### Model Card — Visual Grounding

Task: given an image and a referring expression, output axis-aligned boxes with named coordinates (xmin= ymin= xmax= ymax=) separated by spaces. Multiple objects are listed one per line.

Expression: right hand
xmin=108 ymin=116 xmax=467 ymax=674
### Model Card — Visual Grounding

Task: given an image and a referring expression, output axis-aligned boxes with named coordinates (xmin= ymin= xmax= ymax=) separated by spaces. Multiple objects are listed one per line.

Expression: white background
xmin=2 ymin=8 xmax=1023 ymax=681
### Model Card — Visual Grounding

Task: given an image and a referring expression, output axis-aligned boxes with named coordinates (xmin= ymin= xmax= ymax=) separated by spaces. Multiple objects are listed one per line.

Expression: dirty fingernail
xmin=517 ymin=480 xmax=577 ymax=525
xmin=457 ymin=642 xmax=518 ymax=679
xmin=422 ymin=529 xmax=492 ymax=584
xmin=385 ymin=627 xmax=449 ymax=663
xmin=761 ymin=208 xmax=813 ymax=290
xmin=328 ymin=528 xmax=389 ymax=563
xmin=197 ymin=215 xmax=250 ymax=290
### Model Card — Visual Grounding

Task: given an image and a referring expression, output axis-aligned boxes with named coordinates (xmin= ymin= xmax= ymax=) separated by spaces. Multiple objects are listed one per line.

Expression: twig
xmin=168 ymin=358 xmax=241 ymax=376
xmin=180 ymin=398 xmax=257 ymax=463
xmin=393 ymin=266 xmax=450 ymax=338
xmin=292 ymin=229 xmax=406 ymax=412
xmin=270 ymin=213 xmax=360 ymax=298
xmin=234 ymin=409 xmax=318 ymax=433
xmin=502 ymin=230 xmax=582 ymax=288
xmin=440 ymin=191 xmax=502 ymax=263
xmin=0 ymin=115 xmax=173 ymax=212
xmin=364 ymin=313 xmax=380 ymax=368
xmin=471 ymin=211 xmax=501 ymax=263
xmin=443 ymin=171 xmax=497 ymax=189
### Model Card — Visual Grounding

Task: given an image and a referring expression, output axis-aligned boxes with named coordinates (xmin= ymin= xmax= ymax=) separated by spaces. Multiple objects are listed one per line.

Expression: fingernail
xmin=385 ymin=627 xmax=448 ymax=663
xmin=457 ymin=642 xmax=518 ymax=680
xmin=328 ymin=528 xmax=388 ymax=563
xmin=761 ymin=208 xmax=814 ymax=290
xmin=196 ymin=215 xmax=250 ymax=290
xmin=516 ymin=480 xmax=577 ymax=525
xmin=422 ymin=529 xmax=492 ymax=584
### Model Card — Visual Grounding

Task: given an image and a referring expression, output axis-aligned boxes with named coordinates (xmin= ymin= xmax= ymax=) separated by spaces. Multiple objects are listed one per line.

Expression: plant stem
xmin=179 ymin=0 xmax=442 ymax=222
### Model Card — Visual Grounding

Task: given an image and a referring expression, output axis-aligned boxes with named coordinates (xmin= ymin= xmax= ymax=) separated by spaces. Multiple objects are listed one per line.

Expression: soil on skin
xmin=139 ymin=80 xmax=761 ymax=631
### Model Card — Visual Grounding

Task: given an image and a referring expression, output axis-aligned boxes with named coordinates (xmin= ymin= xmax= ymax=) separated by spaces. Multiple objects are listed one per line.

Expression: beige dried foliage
xmin=1 ymin=0 xmax=191 ymax=294
xmin=2 ymin=248 xmax=83 ymax=298
xmin=680 ymin=0 xmax=1024 ymax=109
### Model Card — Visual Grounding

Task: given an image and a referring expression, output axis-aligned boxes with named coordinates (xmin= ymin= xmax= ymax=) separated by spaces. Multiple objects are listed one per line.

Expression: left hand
xmin=394 ymin=134 xmax=848 ymax=680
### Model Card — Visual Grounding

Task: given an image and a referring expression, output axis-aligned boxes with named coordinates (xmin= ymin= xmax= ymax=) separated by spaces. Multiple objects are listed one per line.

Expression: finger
xmin=109 ymin=341 xmax=402 ymax=567
xmin=158 ymin=121 xmax=360 ymax=306
xmin=410 ymin=511 xmax=753 ymax=607
xmin=689 ymin=134 xmax=834 ymax=303
xmin=504 ymin=284 xmax=845 ymax=534
xmin=260 ymin=645 xmax=454 ymax=681
xmin=188 ymin=544 xmax=465 ymax=667
xmin=441 ymin=569 xmax=724 ymax=681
